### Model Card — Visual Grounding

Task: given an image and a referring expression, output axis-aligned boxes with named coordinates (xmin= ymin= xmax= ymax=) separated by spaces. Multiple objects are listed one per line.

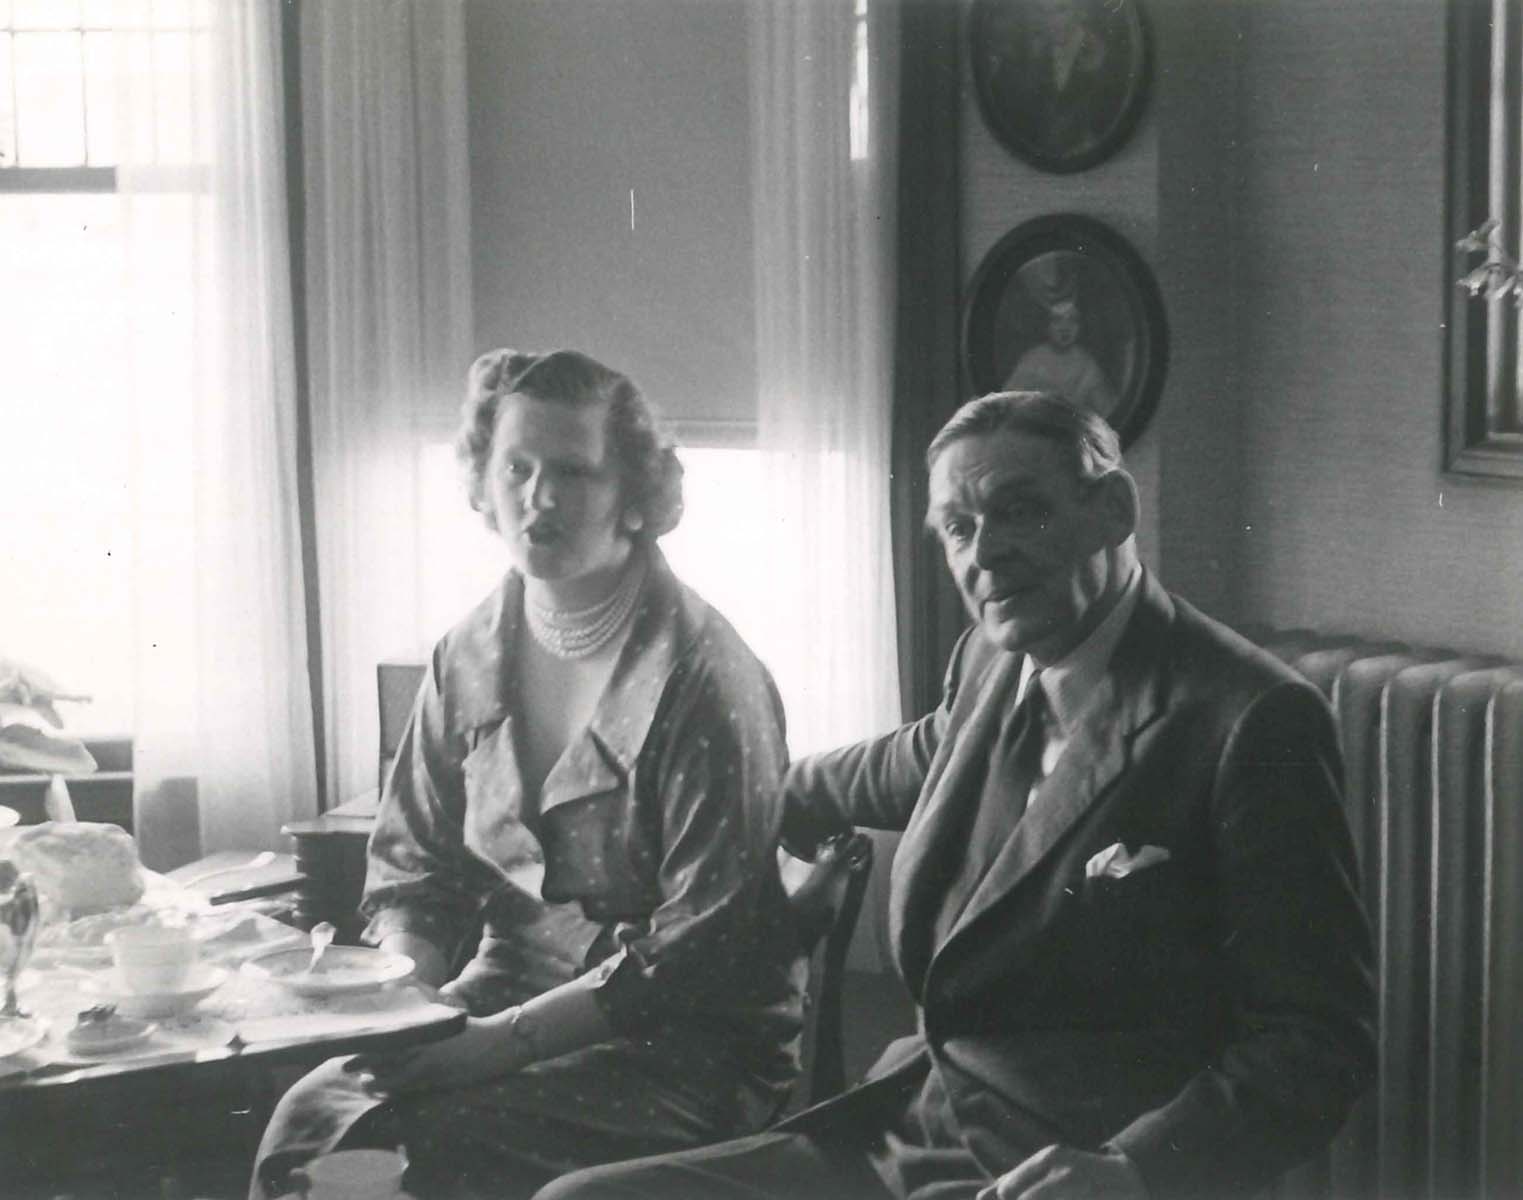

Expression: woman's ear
xmin=620 ymin=507 xmax=645 ymax=534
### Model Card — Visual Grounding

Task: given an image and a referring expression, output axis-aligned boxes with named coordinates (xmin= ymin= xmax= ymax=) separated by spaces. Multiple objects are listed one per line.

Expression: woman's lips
xmin=524 ymin=523 xmax=562 ymax=546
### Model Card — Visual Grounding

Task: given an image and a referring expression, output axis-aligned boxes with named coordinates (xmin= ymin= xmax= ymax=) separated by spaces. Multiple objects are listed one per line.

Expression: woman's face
xmin=484 ymin=394 xmax=630 ymax=589
xmin=1048 ymin=302 xmax=1081 ymax=349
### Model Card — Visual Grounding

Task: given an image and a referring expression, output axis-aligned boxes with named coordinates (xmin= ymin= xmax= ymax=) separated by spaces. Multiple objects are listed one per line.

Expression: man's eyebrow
xmin=924 ymin=502 xmax=963 ymax=533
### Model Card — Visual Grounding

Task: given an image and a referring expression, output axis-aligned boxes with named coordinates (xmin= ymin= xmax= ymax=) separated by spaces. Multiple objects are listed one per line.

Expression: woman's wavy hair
xmin=456 ymin=348 xmax=684 ymax=539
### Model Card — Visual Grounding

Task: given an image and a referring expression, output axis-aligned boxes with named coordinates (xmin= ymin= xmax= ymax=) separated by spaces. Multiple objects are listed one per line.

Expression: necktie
xmin=973 ymin=679 xmax=1048 ymax=861
xmin=932 ymin=679 xmax=1050 ymax=947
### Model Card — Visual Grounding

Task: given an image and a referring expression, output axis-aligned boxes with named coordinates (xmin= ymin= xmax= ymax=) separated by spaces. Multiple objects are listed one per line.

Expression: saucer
xmin=64 ymin=1013 xmax=156 ymax=1055
xmin=0 ymin=1015 xmax=47 ymax=1060
xmin=104 ymin=963 xmax=230 ymax=1019
xmin=242 ymin=946 xmax=414 ymax=996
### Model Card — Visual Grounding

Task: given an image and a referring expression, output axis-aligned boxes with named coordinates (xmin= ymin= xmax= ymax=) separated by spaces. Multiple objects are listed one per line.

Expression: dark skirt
xmin=251 ymin=929 xmax=792 ymax=1200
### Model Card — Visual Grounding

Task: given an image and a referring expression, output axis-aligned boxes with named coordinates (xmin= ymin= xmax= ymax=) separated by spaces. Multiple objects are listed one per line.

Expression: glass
xmin=0 ymin=860 xmax=40 ymax=1018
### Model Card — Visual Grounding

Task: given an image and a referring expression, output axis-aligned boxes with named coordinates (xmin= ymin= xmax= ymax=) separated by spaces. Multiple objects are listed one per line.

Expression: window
xmin=0 ymin=1 xmax=203 ymax=735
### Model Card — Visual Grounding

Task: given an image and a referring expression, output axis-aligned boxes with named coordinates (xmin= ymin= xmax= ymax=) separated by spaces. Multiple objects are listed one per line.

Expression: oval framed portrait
xmin=970 ymin=0 xmax=1152 ymax=174
xmin=962 ymin=214 xmax=1168 ymax=448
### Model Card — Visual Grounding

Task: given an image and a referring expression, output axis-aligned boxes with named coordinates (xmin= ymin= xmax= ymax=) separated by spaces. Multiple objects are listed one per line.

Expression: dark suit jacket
xmin=780 ymin=572 xmax=1376 ymax=1200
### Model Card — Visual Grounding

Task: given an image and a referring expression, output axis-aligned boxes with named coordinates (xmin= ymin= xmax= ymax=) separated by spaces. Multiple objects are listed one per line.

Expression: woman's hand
xmin=350 ymin=1011 xmax=529 ymax=1095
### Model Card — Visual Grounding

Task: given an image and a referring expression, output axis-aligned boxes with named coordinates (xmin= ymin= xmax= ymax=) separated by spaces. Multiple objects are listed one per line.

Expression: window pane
xmin=0 ymin=1 xmax=11 ymax=31
xmin=80 ymin=0 xmax=115 ymax=28
xmin=1 ymin=194 xmax=130 ymax=734
xmin=153 ymin=0 xmax=190 ymax=29
xmin=1 ymin=192 xmax=197 ymax=736
xmin=14 ymin=31 xmax=85 ymax=166
xmin=82 ymin=29 xmax=113 ymax=164
xmin=106 ymin=0 xmax=151 ymax=30
xmin=418 ymin=445 xmax=511 ymax=642
xmin=0 ymin=35 xmax=16 ymax=167
xmin=11 ymin=0 xmax=77 ymax=30
xmin=152 ymin=30 xmax=191 ymax=163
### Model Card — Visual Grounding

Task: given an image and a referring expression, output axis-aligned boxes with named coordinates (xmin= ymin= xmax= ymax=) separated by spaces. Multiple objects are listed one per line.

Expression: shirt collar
xmin=1017 ymin=564 xmax=1142 ymax=731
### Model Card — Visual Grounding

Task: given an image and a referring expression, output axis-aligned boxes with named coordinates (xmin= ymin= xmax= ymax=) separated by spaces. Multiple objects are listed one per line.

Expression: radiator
xmin=1248 ymin=630 xmax=1523 ymax=1200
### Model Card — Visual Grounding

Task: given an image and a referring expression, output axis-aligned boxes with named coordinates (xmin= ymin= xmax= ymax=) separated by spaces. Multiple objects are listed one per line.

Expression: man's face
xmin=928 ymin=429 xmax=1118 ymax=662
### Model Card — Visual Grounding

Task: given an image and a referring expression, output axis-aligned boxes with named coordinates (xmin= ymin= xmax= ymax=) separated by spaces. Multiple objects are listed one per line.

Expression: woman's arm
xmin=369 ymin=971 xmax=613 ymax=1092
xmin=361 ymin=649 xmax=481 ymax=977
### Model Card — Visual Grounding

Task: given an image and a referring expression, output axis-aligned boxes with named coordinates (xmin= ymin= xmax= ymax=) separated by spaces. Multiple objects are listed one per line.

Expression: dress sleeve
xmin=1108 ymin=681 xmax=1378 ymax=1197
xmin=359 ymin=650 xmax=481 ymax=966
xmin=584 ymin=652 xmax=795 ymax=1032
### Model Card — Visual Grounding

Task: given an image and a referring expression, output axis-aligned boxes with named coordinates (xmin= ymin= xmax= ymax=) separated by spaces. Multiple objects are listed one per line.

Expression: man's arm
xmin=780 ymin=628 xmax=984 ymax=855
xmin=1107 ymin=681 xmax=1377 ymax=1198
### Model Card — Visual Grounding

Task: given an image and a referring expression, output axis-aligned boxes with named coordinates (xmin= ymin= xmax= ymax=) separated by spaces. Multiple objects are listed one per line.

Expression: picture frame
xmin=969 ymin=0 xmax=1152 ymax=174
xmin=1443 ymin=0 xmax=1523 ymax=481
xmin=962 ymin=214 xmax=1168 ymax=448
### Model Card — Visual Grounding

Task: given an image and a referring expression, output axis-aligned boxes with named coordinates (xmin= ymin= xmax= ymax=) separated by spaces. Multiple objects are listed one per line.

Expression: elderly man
xmin=538 ymin=392 xmax=1375 ymax=1200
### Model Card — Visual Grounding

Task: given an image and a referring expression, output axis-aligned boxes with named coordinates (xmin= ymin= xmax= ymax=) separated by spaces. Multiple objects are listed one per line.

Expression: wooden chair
xmin=777 ymin=829 xmax=875 ymax=1113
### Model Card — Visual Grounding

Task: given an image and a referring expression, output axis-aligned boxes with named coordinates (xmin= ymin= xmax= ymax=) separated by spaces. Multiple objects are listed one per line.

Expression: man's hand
xmin=349 ymin=1012 xmax=528 ymax=1095
xmin=976 ymin=1145 xmax=1148 ymax=1200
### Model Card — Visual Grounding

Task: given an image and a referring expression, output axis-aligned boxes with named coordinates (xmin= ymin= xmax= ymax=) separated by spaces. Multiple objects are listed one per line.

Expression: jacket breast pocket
xmin=1073 ymin=860 xmax=1210 ymax=997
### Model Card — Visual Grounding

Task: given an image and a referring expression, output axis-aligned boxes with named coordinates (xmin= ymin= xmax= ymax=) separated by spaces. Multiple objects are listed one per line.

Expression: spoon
xmin=305 ymin=921 xmax=336 ymax=975
xmin=181 ymin=850 xmax=277 ymax=888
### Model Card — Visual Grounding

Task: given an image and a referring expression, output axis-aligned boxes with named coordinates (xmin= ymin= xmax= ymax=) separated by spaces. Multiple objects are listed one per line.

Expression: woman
xmin=253 ymin=349 xmax=804 ymax=1199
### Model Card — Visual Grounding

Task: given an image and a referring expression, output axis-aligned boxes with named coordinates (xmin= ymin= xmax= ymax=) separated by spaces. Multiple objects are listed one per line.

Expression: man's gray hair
xmin=925 ymin=391 xmax=1123 ymax=484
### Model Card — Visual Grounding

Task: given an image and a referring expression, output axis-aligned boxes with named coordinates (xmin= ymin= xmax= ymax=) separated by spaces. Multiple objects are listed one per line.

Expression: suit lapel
xmin=888 ymin=647 xmax=1021 ymax=994
xmin=942 ymin=576 xmax=1175 ymax=951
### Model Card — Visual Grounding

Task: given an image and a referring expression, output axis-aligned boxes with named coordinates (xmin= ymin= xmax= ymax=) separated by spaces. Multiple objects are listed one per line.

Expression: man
xmin=538 ymin=392 xmax=1376 ymax=1200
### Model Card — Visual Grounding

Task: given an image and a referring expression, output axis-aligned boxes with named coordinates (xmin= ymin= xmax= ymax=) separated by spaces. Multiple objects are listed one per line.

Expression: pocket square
xmin=1085 ymin=842 xmax=1171 ymax=879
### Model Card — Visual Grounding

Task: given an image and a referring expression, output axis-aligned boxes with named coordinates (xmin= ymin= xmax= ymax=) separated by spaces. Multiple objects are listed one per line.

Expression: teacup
xmin=291 ymin=1148 xmax=409 ymax=1200
xmin=104 ymin=924 xmax=197 ymax=993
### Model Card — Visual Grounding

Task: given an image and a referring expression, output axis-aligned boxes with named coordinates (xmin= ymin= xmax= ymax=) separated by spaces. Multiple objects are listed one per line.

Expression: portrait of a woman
xmin=252 ymin=349 xmax=804 ymax=1200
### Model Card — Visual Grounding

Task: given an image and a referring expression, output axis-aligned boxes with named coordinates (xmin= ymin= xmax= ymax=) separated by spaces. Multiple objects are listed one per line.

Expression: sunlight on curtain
xmin=749 ymin=0 xmax=902 ymax=966
xmin=302 ymin=0 xmax=474 ymax=808
xmin=116 ymin=0 xmax=317 ymax=863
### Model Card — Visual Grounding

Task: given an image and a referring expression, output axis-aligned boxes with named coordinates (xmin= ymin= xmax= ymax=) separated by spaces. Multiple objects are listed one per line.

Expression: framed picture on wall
xmin=969 ymin=0 xmax=1151 ymax=174
xmin=962 ymin=214 xmax=1168 ymax=448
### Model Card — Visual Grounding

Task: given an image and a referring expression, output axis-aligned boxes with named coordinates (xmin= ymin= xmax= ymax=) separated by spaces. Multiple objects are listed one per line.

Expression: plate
xmin=92 ymin=963 xmax=231 ymax=1019
xmin=64 ymin=1014 xmax=157 ymax=1055
xmin=0 ymin=1015 xmax=47 ymax=1059
xmin=242 ymin=946 xmax=414 ymax=996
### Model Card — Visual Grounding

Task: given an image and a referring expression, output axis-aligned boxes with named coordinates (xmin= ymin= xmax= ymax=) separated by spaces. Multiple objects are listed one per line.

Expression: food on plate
xmin=65 ymin=1003 xmax=155 ymax=1053
xmin=10 ymin=821 xmax=144 ymax=912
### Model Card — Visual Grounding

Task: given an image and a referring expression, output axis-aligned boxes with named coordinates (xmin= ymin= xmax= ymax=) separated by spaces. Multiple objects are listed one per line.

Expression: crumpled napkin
xmin=1085 ymin=842 xmax=1171 ymax=879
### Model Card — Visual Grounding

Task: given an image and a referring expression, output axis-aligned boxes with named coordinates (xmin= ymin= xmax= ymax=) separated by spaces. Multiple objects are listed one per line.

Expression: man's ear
xmin=1092 ymin=470 xmax=1139 ymax=548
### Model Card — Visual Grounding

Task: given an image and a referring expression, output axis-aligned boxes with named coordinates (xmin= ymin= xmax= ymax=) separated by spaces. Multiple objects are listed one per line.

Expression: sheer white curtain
xmin=301 ymin=1 xmax=474 ymax=808
xmin=749 ymin=0 xmax=902 ymax=964
xmin=118 ymin=0 xmax=318 ymax=865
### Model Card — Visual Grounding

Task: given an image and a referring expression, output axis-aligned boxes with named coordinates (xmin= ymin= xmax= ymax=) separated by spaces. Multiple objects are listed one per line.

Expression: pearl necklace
xmin=525 ymin=557 xmax=646 ymax=660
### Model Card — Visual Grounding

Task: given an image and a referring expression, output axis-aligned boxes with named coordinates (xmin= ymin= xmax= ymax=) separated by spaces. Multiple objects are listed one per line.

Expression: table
xmin=0 ymin=901 xmax=465 ymax=1196
xmin=0 ymin=967 xmax=466 ymax=1091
